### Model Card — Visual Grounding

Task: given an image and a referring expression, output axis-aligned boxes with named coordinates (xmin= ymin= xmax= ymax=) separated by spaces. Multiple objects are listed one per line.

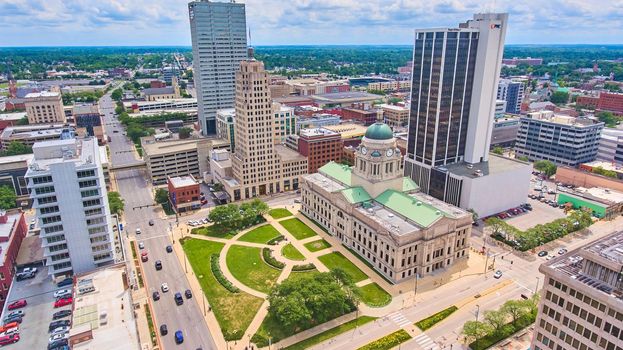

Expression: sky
xmin=1 ymin=0 xmax=622 ymax=47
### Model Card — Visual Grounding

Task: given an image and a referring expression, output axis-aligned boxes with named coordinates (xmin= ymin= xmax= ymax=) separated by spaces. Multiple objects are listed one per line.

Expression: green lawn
xmin=304 ymin=239 xmax=331 ymax=252
xmin=282 ymin=243 xmax=306 ymax=261
xmin=191 ymin=224 xmax=238 ymax=239
xmin=279 ymin=218 xmax=317 ymax=240
xmin=182 ymin=238 xmax=263 ymax=340
xmin=269 ymin=208 xmax=294 ymax=219
xmin=317 ymin=252 xmax=368 ymax=283
xmin=283 ymin=316 xmax=377 ymax=350
xmin=357 ymin=283 xmax=392 ymax=307
xmin=238 ymin=224 xmax=281 ymax=244
xmin=285 ymin=269 xmax=320 ymax=283
xmin=357 ymin=329 xmax=412 ymax=350
xmin=226 ymin=245 xmax=281 ymax=294
xmin=415 ymin=305 xmax=458 ymax=330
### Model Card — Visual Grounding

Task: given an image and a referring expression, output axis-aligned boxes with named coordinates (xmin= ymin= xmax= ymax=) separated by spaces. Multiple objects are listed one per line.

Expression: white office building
xmin=188 ymin=0 xmax=248 ymax=135
xmin=26 ymin=138 xmax=115 ymax=276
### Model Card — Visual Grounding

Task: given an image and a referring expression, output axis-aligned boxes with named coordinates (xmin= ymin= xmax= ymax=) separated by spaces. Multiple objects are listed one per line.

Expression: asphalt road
xmin=99 ymin=92 xmax=217 ymax=350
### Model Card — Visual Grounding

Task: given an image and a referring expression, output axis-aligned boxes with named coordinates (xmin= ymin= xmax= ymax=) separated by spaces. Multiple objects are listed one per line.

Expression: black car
xmin=52 ymin=310 xmax=72 ymax=320
xmin=166 ymin=245 xmax=173 ymax=253
xmin=160 ymin=324 xmax=168 ymax=336
xmin=149 ymin=219 xmax=154 ymax=226
xmin=155 ymin=260 xmax=162 ymax=271
xmin=174 ymin=292 xmax=184 ymax=306
xmin=49 ymin=320 xmax=71 ymax=332
xmin=57 ymin=278 xmax=73 ymax=288
xmin=49 ymin=346 xmax=70 ymax=350
xmin=185 ymin=289 xmax=192 ymax=299
xmin=153 ymin=291 xmax=160 ymax=301
xmin=48 ymin=339 xmax=68 ymax=350
xmin=538 ymin=251 xmax=548 ymax=257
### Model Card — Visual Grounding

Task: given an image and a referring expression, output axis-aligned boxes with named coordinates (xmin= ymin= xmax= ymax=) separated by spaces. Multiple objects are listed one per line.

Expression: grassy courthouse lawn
xmin=268 ymin=208 xmax=294 ymax=219
xmin=238 ymin=224 xmax=282 ymax=244
xmin=318 ymin=251 xmax=368 ymax=283
xmin=279 ymin=218 xmax=318 ymax=240
xmin=182 ymin=238 xmax=263 ymax=340
xmin=226 ymin=245 xmax=281 ymax=294
xmin=282 ymin=243 xmax=306 ymax=260
xmin=304 ymin=239 xmax=331 ymax=252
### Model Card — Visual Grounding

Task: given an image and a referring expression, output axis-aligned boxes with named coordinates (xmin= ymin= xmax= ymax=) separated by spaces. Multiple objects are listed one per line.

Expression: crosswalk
xmin=413 ymin=333 xmax=440 ymax=350
xmin=387 ymin=311 xmax=411 ymax=328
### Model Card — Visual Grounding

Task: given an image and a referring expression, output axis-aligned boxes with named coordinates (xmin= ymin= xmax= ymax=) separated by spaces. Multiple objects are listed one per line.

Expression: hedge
xmin=210 ymin=254 xmax=240 ymax=293
xmin=357 ymin=329 xmax=412 ymax=350
xmin=262 ymin=248 xmax=285 ymax=269
xmin=267 ymin=235 xmax=286 ymax=245
xmin=292 ymin=263 xmax=316 ymax=271
xmin=415 ymin=305 xmax=458 ymax=330
xmin=469 ymin=314 xmax=535 ymax=350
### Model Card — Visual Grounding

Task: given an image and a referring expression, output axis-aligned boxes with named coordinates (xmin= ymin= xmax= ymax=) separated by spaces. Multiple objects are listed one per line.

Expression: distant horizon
xmin=2 ymin=44 xmax=623 ymax=49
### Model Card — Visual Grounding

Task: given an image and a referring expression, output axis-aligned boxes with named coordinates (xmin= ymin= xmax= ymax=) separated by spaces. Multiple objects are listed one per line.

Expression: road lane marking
xmin=414 ymin=333 xmax=440 ymax=350
xmin=388 ymin=311 xmax=412 ymax=328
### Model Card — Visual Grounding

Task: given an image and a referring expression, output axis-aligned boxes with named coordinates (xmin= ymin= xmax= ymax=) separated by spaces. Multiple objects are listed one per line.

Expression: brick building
xmin=576 ymin=95 xmax=600 ymax=109
xmin=0 ymin=211 xmax=28 ymax=309
xmin=167 ymin=175 xmax=201 ymax=213
xmin=597 ymin=92 xmax=623 ymax=114
xmin=298 ymin=128 xmax=343 ymax=173
xmin=341 ymin=105 xmax=381 ymax=126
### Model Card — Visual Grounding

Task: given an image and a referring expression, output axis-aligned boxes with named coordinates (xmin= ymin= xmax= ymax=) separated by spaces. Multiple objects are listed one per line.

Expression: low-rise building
xmin=491 ymin=116 xmax=520 ymax=147
xmin=323 ymin=123 xmax=368 ymax=147
xmin=515 ymin=111 xmax=604 ymax=166
xmin=556 ymin=166 xmax=623 ymax=193
xmin=142 ymin=77 xmax=181 ymax=101
xmin=597 ymin=128 xmax=623 ymax=166
xmin=285 ymin=78 xmax=350 ymax=96
xmin=0 ymin=112 xmax=27 ymax=132
xmin=302 ymin=123 xmax=472 ymax=283
xmin=123 ymin=98 xmax=197 ymax=113
xmin=0 ymin=154 xmax=33 ymax=206
xmin=367 ymin=80 xmax=411 ymax=92
xmin=576 ymin=95 xmax=600 ymax=109
xmin=0 ymin=124 xmax=75 ymax=149
xmin=273 ymin=102 xmax=297 ymax=144
xmin=531 ymin=231 xmax=623 ymax=350
xmin=298 ymin=128 xmax=343 ymax=173
xmin=216 ymin=108 xmax=236 ymax=152
xmin=597 ymin=91 xmax=623 ymax=114
xmin=24 ymin=91 xmax=66 ymax=124
xmin=557 ymin=187 xmax=623 ymax=220
xmin=0 ymin=211 xmax=27 ymax=310
xmin=297 ymin=114 xmax=341 ymax=129
xmin=73 ymin=104 xmax=104 ymax=144
xmin=341 ymin=105 xmax=382 ymax=126
xmin=379 ymin=104 xmax=409 ymax=128
xmin=311 ymin=92 xmax=381 ymax=108
xmin=168 ymin=175 xmax=201 ymax=213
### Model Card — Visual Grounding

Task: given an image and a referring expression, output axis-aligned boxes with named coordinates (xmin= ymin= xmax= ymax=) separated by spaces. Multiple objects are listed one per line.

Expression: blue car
xmin=175 ymin=330 xmax=184 ymax=344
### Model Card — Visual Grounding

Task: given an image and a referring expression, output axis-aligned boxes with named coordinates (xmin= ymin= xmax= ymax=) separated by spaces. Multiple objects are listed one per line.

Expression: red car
xmin=141 ymin=252 xmax=148 ymax=262
xmin=7 ymin=300 xmax=26 ymax=310
xmin=0 ymin=334 xmax=19 ymax=345
xmin=54 ymin=297 xmax=73 ymax=308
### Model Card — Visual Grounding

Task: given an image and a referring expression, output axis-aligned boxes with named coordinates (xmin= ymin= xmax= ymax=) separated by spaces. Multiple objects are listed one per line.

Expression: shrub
xmin=267 ymin=235 xmax=286 ymax=245
xmin=262 ymin=248 xmax=285 ymax=269
xmin=292 ymin=263 xmax=315 ymax=271
xmin=357 ymin=329 xmax=412 ymax=350
xmin=469 ymin=314 xmax=535 ymax=350
xmin=210 ymin=254 xmax=240 ymax=293
xmin=415 ymin=305 xmax=458 ymax=330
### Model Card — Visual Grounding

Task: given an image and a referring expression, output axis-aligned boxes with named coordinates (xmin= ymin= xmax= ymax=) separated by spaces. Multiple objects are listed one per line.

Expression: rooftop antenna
xmin=247 ymin=27 xmax=255 ymax=59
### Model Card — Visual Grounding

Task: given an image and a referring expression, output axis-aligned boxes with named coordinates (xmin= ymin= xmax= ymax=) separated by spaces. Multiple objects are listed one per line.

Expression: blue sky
xmin=0 ymin=0 xmax=622 ymax=46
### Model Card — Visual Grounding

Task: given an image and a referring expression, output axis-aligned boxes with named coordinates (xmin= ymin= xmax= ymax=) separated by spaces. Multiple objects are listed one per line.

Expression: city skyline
xmin=1 ymin=0 xmax=622 ymax=47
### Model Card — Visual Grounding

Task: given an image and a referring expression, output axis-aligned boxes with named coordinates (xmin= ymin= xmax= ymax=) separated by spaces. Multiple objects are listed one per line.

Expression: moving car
xmin=558 ymin=248 xmax=568 ymax=255
xmin=54 ymin=297 xmax=73 ymax=308
xmin=166 ymin=245 xmax=173 ymax=253
xmin=149 ymin=219 xmax=154 ymax=226
xmin=52 ymin=310 xmax=72 ymax=320
xmin=155 ymin=260 xmax=162 ymax=271
xmin=153 ymin=291 xmax=160 ymax=301
xmin=7 ymin=299 xmax=27 ymax=310
xmin=57 ymin=278 xmax=73 ymax=288
xmin=0 ymin=334 xmax=19 ymax=346
xmin=538 ymin=251 xmax=548 ymax=257
xmin=174 ymin=292 xmax=184 ymax=306
xmin=160 ymin=324 xmax=168 ymax=336
xmin=54 ymin=289 xmax=72 ymax=299
xmin=161 ymin=283 xmax=169 ymax=293
xmin=493 ymin=270 xmax=503 ymax=279
xmin=185 ymin=289 xmax=192 ymax=299
xmin=175 ymin=330 xmax=184 ymax=344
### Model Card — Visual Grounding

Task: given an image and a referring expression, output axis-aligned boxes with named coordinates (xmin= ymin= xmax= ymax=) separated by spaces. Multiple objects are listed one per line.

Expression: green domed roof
xmin=364 ymin=122 xmax=393 ymax=140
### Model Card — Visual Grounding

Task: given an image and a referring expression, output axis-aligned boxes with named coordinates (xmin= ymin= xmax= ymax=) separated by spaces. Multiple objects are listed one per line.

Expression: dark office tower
xmin=189 ymin=0 xmax=248 ymax=136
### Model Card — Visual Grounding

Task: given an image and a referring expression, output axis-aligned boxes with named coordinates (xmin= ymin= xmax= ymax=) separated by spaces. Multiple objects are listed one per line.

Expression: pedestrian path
xmin=387 ymin=311 xmax=411 ymax=328
xmin=413 ymin=333 xmax=440 ymax=350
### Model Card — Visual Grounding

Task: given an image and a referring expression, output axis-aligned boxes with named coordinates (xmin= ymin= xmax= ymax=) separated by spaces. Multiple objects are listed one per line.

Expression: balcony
xmin=48 ymin=262 xmax=72 ymax=275
xmin=41 ymin=237 xmax=67 ymax=248
xmin=44 ymin=246 xmax=69 ymax=258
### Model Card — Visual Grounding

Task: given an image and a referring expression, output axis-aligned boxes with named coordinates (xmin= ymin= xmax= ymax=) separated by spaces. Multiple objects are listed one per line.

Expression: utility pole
xmin=413 ymin=273 xmax=419 ymax=305
xmin=475 ymin=304 xmax=480 ymax=321
xmin=534 ymin=277 xmax=540 ymax=295
xmin=484 ymin=250 xmax=489 ymax=275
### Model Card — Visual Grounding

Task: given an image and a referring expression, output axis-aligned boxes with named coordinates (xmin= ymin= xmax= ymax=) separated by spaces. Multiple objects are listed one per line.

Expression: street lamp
xmin=413 ymin=273 xmax=419 ymax=306
xmin=534 ymin=277 xmax=540 ymax=295
xmin=475 ymin=304 xmax=480 ymax=321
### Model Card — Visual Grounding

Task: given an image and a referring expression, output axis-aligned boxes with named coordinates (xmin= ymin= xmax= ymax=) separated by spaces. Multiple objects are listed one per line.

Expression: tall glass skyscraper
xmin=188 ymin=0 xmax=248 ymax=136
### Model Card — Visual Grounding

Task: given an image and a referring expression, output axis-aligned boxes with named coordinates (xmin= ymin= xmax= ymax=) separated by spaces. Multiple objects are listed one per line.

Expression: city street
xmin=99 ymin=92 xmax=218 ymax=350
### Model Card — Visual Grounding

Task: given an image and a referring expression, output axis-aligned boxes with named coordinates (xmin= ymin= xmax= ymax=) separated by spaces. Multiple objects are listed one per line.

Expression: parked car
xmin=160 ymin=324 xmax=168 ymax=336
xmin=0 ymin=327 xmax=19 ymax=337
xmin=49 ymin=320 xmax=70 ymax=332
xmin=52 ymin=310 xmax=72 ymax=320
xmin=47 ymin=339 xmax=68 ymax=350
xmin=174 ymin=292 xmax=184 ymax=306
xmin=54 ymin=297 xmax=73 ymax=308
xmin=184 ymin=289 xmax=192 ymax=299
xmin=141 ymin=252 xmax=148 ymax=262
xmin=0 ymin=334 xmax=19 ymax=346
xmin=166 ymin=245 xmax=173 ymax=253
xmin=155 ymin=260 xmax=162 ymax=271
xmin=175 ymin=330 xmax=184 ymax=344
xmin=49 ymin=333 xmax=69 ymax=344
xmin=22 ymin=267 xmax=37 ymax=275
xmin=149 ymin=219 xmax=154 ymax=226
xmin=4 ymin=311 xmax=24 ymax=319
xmin=138 ymin=242 xmax=144 ymax=249
xmin=16 ymin=271 xmax=35 ymax=281
xmin=293 ymin=199 xmax=301 ymax=204
xmin=153 ymin=291 xmax=160 ymax=301
xmin=136 ymin=228 xmax=141 ymax=235
xmin=3 ymin=314 xmax=22 ymax=324
xmin=0 ymin=322 xmax=18 ymax=334
xmin=54 ymin=289 xmax=72 ymax=299
xmin=57 ymin=278 xmax=73 ymax=288
xmin=538 ymin=251 xmax=548 ymax=257
xmin=161 ymin=283 xmax=169 ymax=293
xmin=558 ymin=248 xmax=568 ymax=255
xmin=7 ymin=299 xmax=26 ymax=310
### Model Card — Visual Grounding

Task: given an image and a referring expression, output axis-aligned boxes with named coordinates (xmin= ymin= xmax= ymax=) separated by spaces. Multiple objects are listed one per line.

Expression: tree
xmin=468 ymin=208 xmax=478 ymax=223
xmin=501 ymin=299 xmax=528 ymax=325
xmin=462 ymin=321 xmax=492 ymax=344
xmin=596 ymin=111 xmax=619 ymax=128
xmin=154 ymin=188 xmax=169 ymax=204
xmin=591 ymin=166 xmax=618 ymax=178
xmin=212 ymin=182 xmax=224 ymax=192
xmin=550 ymin=91 xmax=569 ymax=105
xmin=491 ymin=146 xmax=504 ymax=155
xmin=517 ymin=156 xmax=529 ymax=162
xmin=0 ymin=186 xmax=16 ymax=210
xmin=483 ymin=310 xmax=507 ymax=333
xmin=16 ymin=116 xmax=28 ymax=126
xmin=111 ymin=88 xmax=123 ymax=101
xmin=534 ymin=160 xmax=557 ymax=177
xmin=208 ymin=204 xmax=241 ymax=228
xmin=108 ymin=191 xmax=125 ymax=215
xmin=388 ymin=97 xmax=402 ymax=104
xmin=485 ymin=217 xmax=506 ymax=236
xmin=178 ymin=127 xmax=193 ymax=139
xmin=0 ymin=141 xmax=33 ymax=156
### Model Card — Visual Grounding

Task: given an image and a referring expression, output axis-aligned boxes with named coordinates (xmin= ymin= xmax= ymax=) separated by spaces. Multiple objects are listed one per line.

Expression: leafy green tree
xmin=16 ymin=116 xmax=28 ymax=126
xmin=154 ymin=188 xmax=169 ymax=204
xmin=0 ymin=186 xmax=17 ymax=210
xmin=209 ymin=204 xmax=241 ymax=228
xmin=596 ymin=111 xmax=619 ymax=128
xmin=0 ymin=141 xmax=33 ymax=156
xmin=468 ymin=208 xmax=478 ymax=223
xmin=501 ymin=299 xmax=529 ymax=325
xmin=591 ymin=166 xmax=618 ymax=178
xmin=550 ymin=91 xmax=569 ymax=105
xmin=483 ymin=310 xmax=507 ymax=333
xmin=462 ymin=321 xmax=492 ymax=344
xmin=485 ymin=217 xmax=506 ymax=236
xmin=534 ymin=160 xmax=557 ymax=177
xmin=107 ymin=191 xmax=125 ymax=215
xmin=517 ymin=156 xmax=529 ymax=162
xmin=212 ymin=183 xmax=224 ymax=192
xmin=111 ymin=88 xmax=123 ymax=101
xmin=388 ymin=97 xmax=402 ymax=104
xmin=491 ymin=146 xmax=504 ymax=155
xmin=178 ymin=127 xmax=193 ymax=139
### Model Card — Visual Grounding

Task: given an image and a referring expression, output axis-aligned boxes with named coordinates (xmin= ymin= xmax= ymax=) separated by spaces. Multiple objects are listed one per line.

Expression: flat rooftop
xmin=275 ymin=144 xmax=306 ymax=162
xmin=71 ymin=264 xmax=140 ymax=350
xmin=300 ymin=128 xmax=339 ymax=138
xmin=379 ymin=104 xmax=409 ymax=112
xmin=442 ymin=154 xmax=530 ymax=179
xmin=29 ymin=138 xmax=98 ymax=171
xmin=0 ymin=213 xmax=22 ymax=264
xmin=0 ymin=112 xmax=26 ymax=121
xmin=312 ymin=91 xmax=381 ymax=102
xmin=24 ymin=91 xmax=60 ymax=98
xmin=169 ymin=175 xmax=198 ymax=188
xmin=323 ymin=123 xmax=367 ymax=139
xmin=562 ymin=187 xmax=623 ymax=206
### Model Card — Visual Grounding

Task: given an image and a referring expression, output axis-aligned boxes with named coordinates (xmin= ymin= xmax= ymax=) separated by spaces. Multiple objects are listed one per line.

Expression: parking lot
xmin=2 ymin=267 xmax=71 ymax=350
xmin=506 ymin=197 xmax=567 ymax=230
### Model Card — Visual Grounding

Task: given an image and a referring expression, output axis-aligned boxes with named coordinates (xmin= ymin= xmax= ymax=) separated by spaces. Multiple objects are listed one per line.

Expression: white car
xmin=201 ymin=219 xmax=208 ymax=224
xmin=187 ymin=221 xmax=196 ymax=227
xmin=23 ymin=267 xmax=38 ymax=274
xmin=138 ymin=242 xmax=145 ymax=249
xmin=5 ymin=310 xmax=24 ymax=318
xmin=49 ymin=332 xmax=69 ymax=343
xmin=493 ymin=270 xmax=503 ymax=279
xmin=136 ymin=228 xmax=141 ymax=235
xmin=0 ymin=327 xmax=19 ymax=336
xmin=161 ymin=283 xmax=169 ymax=293
xmin=51 ymin=326 xmax=70 ymax=336
xmin=54 ymin=289 xmax=72 ymax=299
